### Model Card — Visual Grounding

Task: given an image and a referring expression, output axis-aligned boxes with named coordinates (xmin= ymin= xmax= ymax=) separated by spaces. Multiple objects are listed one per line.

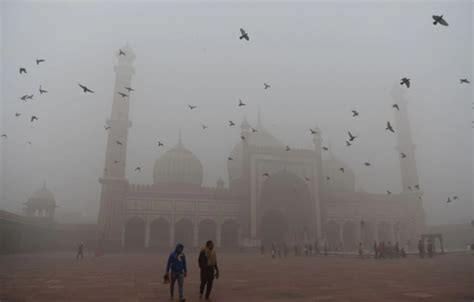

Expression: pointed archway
xmin=221 ymin=219 xmax=239 ymax=249
xmin=150 ymin=218 xmax=170 ymax=249
xmin=198 ymin=219 xmax=217 ymax=247
xmin=124 ymin=217 xmax=145 ymax=249
xmin=175 ymin=218 xmax=193 ymax=248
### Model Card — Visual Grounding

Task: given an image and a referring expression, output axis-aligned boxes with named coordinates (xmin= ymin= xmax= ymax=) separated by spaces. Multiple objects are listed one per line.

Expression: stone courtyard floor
xmin=0 ymin=252 xmax=473 ymax=302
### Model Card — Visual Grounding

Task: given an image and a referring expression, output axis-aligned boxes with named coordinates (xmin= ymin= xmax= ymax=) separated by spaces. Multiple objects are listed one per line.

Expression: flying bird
xmin=27 ymin=141 xmax=32 ymax=145
xmin=251 ymin=128 xmax=258 ymax=133
xmin=30 ymin=116 xmax=38 ymax=122
xmin=351 ymin=110 xmax=359 ymax=117
xmin=400 ymin=152 xmax=407 ymax=158
xmin=1 ymin=134 xmax=7 ymax=139
xmin=414 ymin=184 xmax=420 ymax=190
xmin=36 ymin=58 xmax=45 ymax=65
xmin=104 ymin=125 xmax=110 ymax=130
xmin=262 ymin=173 xmax=270 ymax=177
xmin=27 ymin=94 xmax=33 ymax=100
xmin=393 ymin=104 xmax=400 ymax=111
xmin=238 ymin=99 xmax=246 ymax=107
xmin=201 ymin=124 xmax=208 ymax=130
xmin=348 ymin=131 xmax=357 ymax=142
xmin=304 ymin=176 xmax=311 ymax=181
xmin=188 ymin=105 xmax=197 ymax=110
xmin=326 ymin=176 xmax=331 ymax=181
xmin=339 ymin=168 xmax=345 ymax=173
xmin=124 ymin=86 xmax=135 ymax=92
xmin=241 ymin=135 xmax=246 ymax=141
xmin=114 ymin=160 xmax=120 ymax=164
xmin=446 ymin=197 xmax=452 ymax=203
xmin=400 ymin=77 xmax=410 ymax=88
xmin=453 ymin=196 xmax=458 ymax=200
xmin=227 ymin=157 xmax=233 ymax=161
xmin=460 ymin=79 xmax=470 ymax=84
xmin=78 ymin=83 xmax=94 ymax=93
xmin=19 ymin=68 xmax=27 ymax=74
xmin=229 ymin=121 xmax=235 ymax=127
xmin=264 ymin=83 xmax=271 ymax=89
xmin=119 ymin=49 xmax=126 ymax=56
xmin=118 ymin=92 xmax=129 ymax=98
xmin=116 ymin=140 xmax=123 ymax=146
xmin=134 ymin=167 xmax=141 ymax=172
xmin=285 ymin=145 xmax=291 ymax=151
xmin=387 ymin=190 xmax=392 ymax=195
xmin=432 ymin=15 xmax=449 ymax=26
xmin=239 ymin=28 xmax=249 ymax=41
xmin=408 ymin=186 xmax=412 ymax=191
xmin=310 ymin=128 xmax=318 ymax=135
xmin=15 ymin=113 xmax=21 ymax=117
xmin=322 ymin=146 xmax=329 ymax=151
xmin=157 ymin=141 xmax=164 ymax=147
xmin=39 ymin=85 xmax=48 ymax=94
xmin=20 ymin=95 xmax=28 ymax=101
xmin=364 ymin=162 xmax=371 ymax=167
xmin=386 ymin=121 xmax=395 ymax=133
xmin=345 ymin=140 xmax=352 ymax=147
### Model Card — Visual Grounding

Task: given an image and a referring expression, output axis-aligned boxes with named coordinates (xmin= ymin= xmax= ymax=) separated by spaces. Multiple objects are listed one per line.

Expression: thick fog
xmin=0 ymin=1 xmax=472 ymax=225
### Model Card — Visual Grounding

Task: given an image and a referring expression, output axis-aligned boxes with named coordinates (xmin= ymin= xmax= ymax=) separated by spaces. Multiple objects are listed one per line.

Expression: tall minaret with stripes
xmin=98 ymin=44 xmax=135 ymax=248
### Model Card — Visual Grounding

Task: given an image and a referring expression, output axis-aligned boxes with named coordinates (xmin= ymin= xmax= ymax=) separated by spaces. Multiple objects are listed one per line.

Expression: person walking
xmin=418 ymin=239 xmax=425 ymax=259
xmin=165 ymin=243 xmax=187 ymax=302
xmin=199 ymin=240 xmax=219 ymax=300
xmin=76 ymin=241 xmax=84 ymax=260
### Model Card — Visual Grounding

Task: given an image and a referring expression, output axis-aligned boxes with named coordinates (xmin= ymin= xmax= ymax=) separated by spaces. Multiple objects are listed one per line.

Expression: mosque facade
xmin=97 ymin=45 xmax=425 ymax=251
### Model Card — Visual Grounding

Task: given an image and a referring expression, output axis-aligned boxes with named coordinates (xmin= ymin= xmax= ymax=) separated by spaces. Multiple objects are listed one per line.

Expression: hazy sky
xmin=0 ymin=0 xmax=472 ymax=225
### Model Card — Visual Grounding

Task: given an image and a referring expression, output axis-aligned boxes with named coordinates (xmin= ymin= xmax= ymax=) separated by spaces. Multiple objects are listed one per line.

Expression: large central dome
xmin=153 ymin=134 xmax=203 ymax=186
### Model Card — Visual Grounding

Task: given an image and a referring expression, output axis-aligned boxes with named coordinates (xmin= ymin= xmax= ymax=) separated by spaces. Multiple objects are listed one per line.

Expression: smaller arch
xmin=324 ymin=220 xmax=340 ymax=251
xmin=198 ymin=219 xmax=217 ymax=247
xmin=150 ymin=217 xmax=170 ymax=249
xmin=175 ymin=218 xmax=194 ymax=248
xmin=342 ymin=221 xmax=357 ymax=251
xmin=221 ymin=219 xmax=239 ymax=250
xmin=124 ymin=216 xmax=146 ymax=249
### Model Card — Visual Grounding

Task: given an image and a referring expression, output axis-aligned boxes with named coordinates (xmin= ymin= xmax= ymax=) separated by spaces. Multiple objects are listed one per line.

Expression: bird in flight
xmin=285 ymin=145 xmax=291 ymax=151
xmin=19 ymin=68 xmax=27 ymax=74
xmin=27 ymin=94 xmax=34 ymax=100
xmin=364 ymin=162 xmax=371 ymax=167
xmin=348 ymin=131 xmax=357 ymax=142
xmin=116 ymin=140 xmax=123 ymax=146
xmin=238 ymin=99 xmax=246 ymax=107
xmin=339 ymin=168 xmax=345 ymax=173
xmin=30 ymin=116 xmax=38 ymax=122
xmin=227 ymin=157 xmax=233 ymax=161
xmin=446 ymin=197 xmax=452 ymax=203
xmin=39 ymin=85 xmax=48 ymax=94
xmin=326 ymin=176 xmax=331 ymax=181
xmin=20 ymin=95 xmax=28 ymax=101
xmin=118 ymin=92 xmax=129 ymax=98
xmin=239 ymin=28 xmax=249 ymax=41
xmin=201 ymin=124 xmax=208 ymax=130
xmin=114 ymin=160 xmax=120 ymax=164
xmin=262 ymin=173 xmax=270 ymax=177
xmin=345 ymin=140 xmax=352 ymax=147
xmin=386 ymin=121 xmax=395 ymax=133
xmin=460 ymin=79 xmax=470 ymax=84
xmin=251 ymin=128 xmax=258 ymax=133
xmin=134 ymin=167 xmax=141 ymax=172
xmin=453 ymin=196 xmax=458 ymax=200
xmin=400 ymin=77 xmax=410 ymax=88
xmin=351 ymin=110 xmax=359 ymax=117
xmin=119 ymin=49 xmax=126 ymax=56
xmin=414 ymin=184 xmax=420 ymax=190
xmin=229 ymin=121 xmax=235 ymax=127
xmin=36 ymin=58 xmax=45 ymax=65
xmin=387 ymin=190 xmax=392 ymax=195
xmin=310 ymin=128 xmax=318 ymax=135
xmin=104 ymin=125 xmax=111 ymax=130
xmin=1 ymin=134 xmax=7 ymax=139
xmin=408 ymin=186 xmax=412 ymax=191
xmin=78 ymin=83 xmax=94 ymax=93
xmin=393 ymin=104 xmax=400 ymax=111
xmin=188 ymin=105 xmax=197 ymax=110
xmin=158 ymin=141 xmax=164 ymax=147
xmin=432 ymin=15 xmax=449 ymax=26
xmin=322 ymin=146 xmax=329 ymax=151
xmin=15 ymin=113 xmax=21 ymax=117
xmin=264 ymin=83 xmax=271 ymax=89
xmin=27 ymin=141 xmax=32 ymax=145
xmin=241 ymin=135 xmax=246 ymax=141
xmin=304 ymin=176 xmax=311 ymax=181
xmin=124 ymin=87 xmax=135 ymax=92
xmin=400 ymin=152 xmax=407 ymax=158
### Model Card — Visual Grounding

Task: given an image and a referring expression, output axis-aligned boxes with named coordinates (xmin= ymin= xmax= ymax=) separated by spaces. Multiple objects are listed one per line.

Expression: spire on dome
xmin=240 ymin=116 xmax=251 ymax=129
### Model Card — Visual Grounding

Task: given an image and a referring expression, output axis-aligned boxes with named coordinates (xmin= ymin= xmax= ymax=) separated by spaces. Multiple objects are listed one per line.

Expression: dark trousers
xmin=200 ymin=269 xmax=214 ymax=298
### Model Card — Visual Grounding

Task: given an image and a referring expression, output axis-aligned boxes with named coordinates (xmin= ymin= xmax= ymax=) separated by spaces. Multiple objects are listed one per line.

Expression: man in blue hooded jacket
xmin=165 ymin=243 xmax=187 ymax=302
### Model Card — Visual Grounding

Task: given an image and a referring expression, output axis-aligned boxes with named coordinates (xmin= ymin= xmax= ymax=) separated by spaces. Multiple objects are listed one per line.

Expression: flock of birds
xmin=1 ymin=14 xmax=470 ymax=206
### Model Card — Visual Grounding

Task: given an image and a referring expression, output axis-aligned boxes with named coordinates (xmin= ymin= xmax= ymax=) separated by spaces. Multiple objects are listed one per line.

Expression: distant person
xmin=76 ymin=241 xmax=84 ymax=260
xmin=418 ymin=239 xmax=425 ymax=259
xmin=199 ymin=240 xmax=219 ymax=300
xmin=324 ymin=242 xmax=328 ymax=256
xmin=271 ymin=242 xmax=277 ymax=259
xmin=165 ymin=243 xmax=187 ymax=302
xmin=427 ymin=240 xmax=434 ymax=258
xmin=373 ymin=241 xmax=379 ymax=259
xmin=358 ymin=242 xmax=364 ymax=259
xmin=260 ymin=242 xmax=265 ymax=256
xmin=283 ymin=242 xmax=289 ymax=258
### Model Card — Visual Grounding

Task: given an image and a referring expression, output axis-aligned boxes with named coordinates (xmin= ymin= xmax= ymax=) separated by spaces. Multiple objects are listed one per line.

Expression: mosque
xmin=97 ymin=45 xmax=426 ymax=251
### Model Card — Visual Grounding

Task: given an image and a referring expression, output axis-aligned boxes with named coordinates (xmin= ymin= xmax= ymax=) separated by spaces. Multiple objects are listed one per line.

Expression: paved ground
xmin=0 ymin=252 xmax=473 ymax=302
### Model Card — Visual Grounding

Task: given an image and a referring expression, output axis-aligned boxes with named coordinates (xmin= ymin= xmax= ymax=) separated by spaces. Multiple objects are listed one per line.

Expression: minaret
xmin=98 ymin=44 xmax=135 ymax=249
xmin=391 ymin=85 xmax=420 ymax=193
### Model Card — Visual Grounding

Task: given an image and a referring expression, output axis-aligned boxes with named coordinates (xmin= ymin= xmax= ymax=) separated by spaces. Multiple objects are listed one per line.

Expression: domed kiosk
xmin=24 ymin=183 xmax=57 ymax=219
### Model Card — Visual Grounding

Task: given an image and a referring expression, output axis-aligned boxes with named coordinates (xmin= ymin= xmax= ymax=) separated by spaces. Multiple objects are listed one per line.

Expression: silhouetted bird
xmin=446 ymin=197 xmax=452 ymax=203
xmin=432 ymin=15 xmax=449 ymax=26
xmin=27 ymin=95 xmax=33 ymax=100
xmin=264 ymin=83 xmax=270 ymax=89
xmin=239 ymin=28 xmax=249 ymax=41
xmin=119 ymin=49 xmax=126 ymax=56
xmin=345 ymin=140 xmax=352 ymax=147
xmin=104 ymin=125 xmax=110 ymax=130
xmin=386 ymin=121 xmax=395 ymax=133
xmin=352 ymin=110 xmax=359 ymax=117
xmin=30 ymin=116 xmax=38 ymax=122
xmin=134 ymin=167 xmax=141 ymax=172
xmin=78 ymin=83 xmax=94 ymax=93
xmin=387 ymin=190 xmax=392 ymax=195
xmin=408 ymin=186 xmax=412 ymax=191
xmin=326 ymin=176 xmax=331 ymax=180
xmin=453 ymin=196 xmax=458 ymax=200
xmin=116 ymin=140 xmax=123 ymax=146
xmin=124 ymin=86 xmax=135 ymax=92
xmin=157 ymin=141 xmax=164 ymax=147
xmin=364 ymin=162 xmax=371 ymax=167
xmin=27 ymin=141 xmax=32 ymax=145
xmin=19 ymin=68 xmax=27 ymax=74
xmin=310 ymin=128 xmax=318 ymax=135
xmin=460 ymin=79 xmax=470 ymax=84
xmin=322 ymin=146 xmax=329 ymax=151
xmin=418 ymin=196 xmax=423 ymax=200
xmin=114 ymin=160 xmax=120 ymax=164
xmin=262 ymin=173 xmax=270 ymax=177
xmin=118 ymin=92 xmax=129 ymax=98
xmin=36 ymin=58 xmax=45 ymax=65
xmin=241 ymin=135 xmax=245 ymax=141
xmin=414 ymin=184 xmax=420 ymax=190
xmin=20 ymin=95 xmax=28 ymax=101
xmin=15 ymin=113 xmax=21 ymax=117
xmin=251 ymin=128 xmax=258 ymax=133
xmin=202 ymin=124 xmax=207 ymax=129
xmin=1 ymin=134 xmax=7 ymax=139
xmin=227 ymin=157 xmax=233 ymax=161
xmin=348 ymin=131 xmax=357 ymax=141
xmin=229 ymin=121 xmax=235 ymax=127
xmin=188 ymin=105 xmax=197 ymax=110
xmin=393 ymin=104 xmax=400 ymax=111
xmin=286 ymin=145 xmax=291 ymax=151
xmin=400 ymin=152 xmax=407 ymax=158
xmin=39 ymin=85 xmax=48 ymax=94
xmin=304 ymin=176 xmax=311 ymax=181
xmin=238 ymin=99 xmax=246 ymax=107
xmin=400 ymin=77 xmax=410 ymax=88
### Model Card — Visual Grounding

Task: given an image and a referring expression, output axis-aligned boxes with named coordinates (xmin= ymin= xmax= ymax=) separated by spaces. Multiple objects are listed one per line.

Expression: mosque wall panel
xmin=175 ymin=201 xmax=195 ymax=212
xmin=152 ymin=200 xmax=172 ymax=212
xmin=197 ymin=202 xmax=217 ymax=212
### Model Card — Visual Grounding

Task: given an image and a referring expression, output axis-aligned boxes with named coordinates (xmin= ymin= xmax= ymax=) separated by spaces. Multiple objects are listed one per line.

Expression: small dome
xmin=29 ymin=183 xmax=56 ymax=206
xmin=25 ymin=183 xmax=56 ymax=218
xmin=153 ymin=135 xmax=203 ymax=186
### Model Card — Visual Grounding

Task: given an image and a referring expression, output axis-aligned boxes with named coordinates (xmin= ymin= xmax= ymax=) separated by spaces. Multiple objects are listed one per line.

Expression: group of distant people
xmin=264 ymin=241 xmax=330 ymax=258
xmin=417 ymin=238 xmax=435 ymax=258
xmin=372 ymin=241 xmax=407 ymax=259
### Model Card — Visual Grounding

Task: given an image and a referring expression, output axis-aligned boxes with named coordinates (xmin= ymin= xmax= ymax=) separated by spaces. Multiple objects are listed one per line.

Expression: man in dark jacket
xmin=198 ymin=240 xmax=219 ymax=300
xmin=165 ymin=243 xmax=187 ymax=302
